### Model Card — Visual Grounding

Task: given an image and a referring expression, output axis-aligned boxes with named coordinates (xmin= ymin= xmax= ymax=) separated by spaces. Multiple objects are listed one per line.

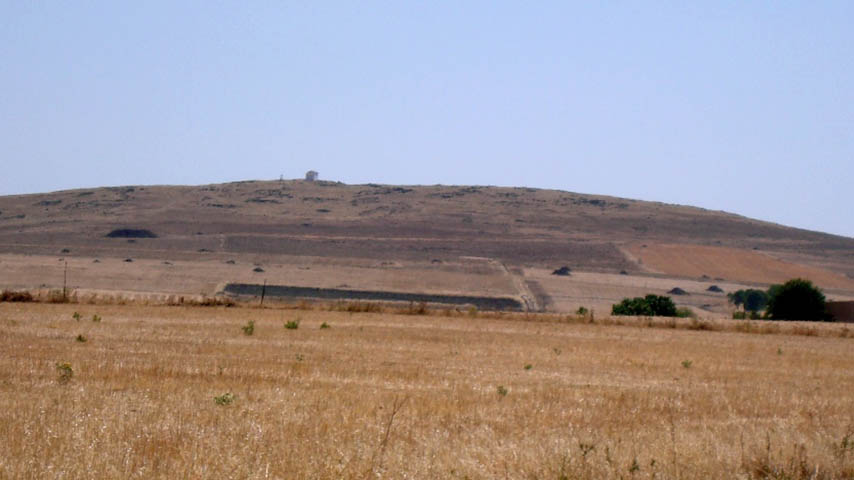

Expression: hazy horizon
xmin=3 ymin=2 xmax=852 ymax=237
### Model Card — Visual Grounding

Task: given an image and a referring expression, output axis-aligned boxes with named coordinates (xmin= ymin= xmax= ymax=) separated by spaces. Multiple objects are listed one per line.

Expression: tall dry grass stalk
xmin=0 ymin=303 xmax=852 ymax=478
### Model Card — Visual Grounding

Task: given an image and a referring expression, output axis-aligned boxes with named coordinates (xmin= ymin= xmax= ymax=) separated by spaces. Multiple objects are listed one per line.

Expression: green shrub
xmin=766 ymin=278 xmax=828 ymax=321
xmin=91 ymin=314 xmax=101 ymax=323
xmin=214 ymin=392 xmax=235 ymax=405
xmin=319 ymin=322 xmax=330 ymax=329
xmin=242 ymin=320 xmax=255 ymax=335
xmin=72 ymin=312 xmax=82 ymax=321
xmin=285 ymin=319 xmax=300 ymax=330
xmin=576 ymin=306 xmax=589 ymax=316
xmin=75 ymin=334 xmax=87 ymax=343
xmin=727 ymin=289 xmax=769 ymax=313
xmin=496 ymin=385 xmax=508 ymax=397
xmin=612 ymin=295 xmax=677 ymax=317
xmin=56 ymin=362 xmax=73 ymax=383
xmin=0 ymin=290 xmax=33 ymax=302
xmin=675 ymin=307 xmax=696 ymax=318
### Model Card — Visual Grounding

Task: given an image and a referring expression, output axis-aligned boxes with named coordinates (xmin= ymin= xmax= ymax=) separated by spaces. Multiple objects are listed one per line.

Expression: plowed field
xmin=628 ymin=244 xmax=854 ymax=290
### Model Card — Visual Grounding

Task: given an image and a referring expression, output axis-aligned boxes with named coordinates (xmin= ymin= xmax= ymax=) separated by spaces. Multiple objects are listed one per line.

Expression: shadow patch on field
xmin=223 ymin=283 xmax=523 ymax=311
xmin=525 ymin=280 xmax=554 ymax=312
xmin=106 ymin=228 xmax=157 ymax=238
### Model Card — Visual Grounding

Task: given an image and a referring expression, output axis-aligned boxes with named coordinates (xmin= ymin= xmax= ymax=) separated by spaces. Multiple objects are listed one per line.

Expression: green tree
xmin=612 ymin=294 xmax=677 ymax=317
xmin=727 ymin=289 xmax=768 ymax=313
xmin=727 ymin=291 xmax=744 ymax=310
xmin=744 ymin=289 xmax=769 ymax=312
xmin=765 ymin=278 xmax=828 ymax=321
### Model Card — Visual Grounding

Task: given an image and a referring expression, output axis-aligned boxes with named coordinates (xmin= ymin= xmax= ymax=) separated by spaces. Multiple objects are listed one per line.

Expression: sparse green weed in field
xmin=285 ymin=319 xmax=300 ymax=330
xmin=579 ymin=442 xmax=596 ymax=459
xmin=91 ymin=314 xmax=101 ymax=322
xmin=681 ymin=360 xmax=693 ymax=369
xmin=72 ymin=312 xmax=81 ymax=321
xmin=319 ymin=322 xmax=330 ymax=329
xmin=56 ymin=362 xmax=73 ymax=383
xmin=75 ymin=334 xmax=86 ymax=343
xmin=242 ymin=320 xmax=255 ymax=336
xmin=214 ymin=392 xmax=235 ymax=406
xmin=497 ymin=385 xmax=508 ymax=397
xmin=629 ymin=457 xmax=640 ymax=474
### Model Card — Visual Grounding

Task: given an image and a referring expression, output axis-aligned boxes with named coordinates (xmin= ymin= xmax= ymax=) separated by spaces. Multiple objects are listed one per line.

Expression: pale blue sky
xmin=2 ymin=2 xmax=852 ymax=237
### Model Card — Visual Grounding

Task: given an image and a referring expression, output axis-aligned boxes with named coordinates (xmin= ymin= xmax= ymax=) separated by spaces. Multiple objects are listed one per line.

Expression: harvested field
xmin=223 ymin=283 xmax=524 ymax=311
xmin=627 ymin=243 xmax=854 ymax=291
xmin=224 ymin=234 xmax=632 ymax=268
xmin=1 ymin=303 xmax=853 ymax=478
xmin=523 ymin=269 xmax=751 ymax=316
xmin=0 ymin=253 xmax=518 ymax=300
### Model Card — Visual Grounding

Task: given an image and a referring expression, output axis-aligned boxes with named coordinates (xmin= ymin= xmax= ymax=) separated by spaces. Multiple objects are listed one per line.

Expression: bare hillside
xmin=1 ymin=179 xmax=852 ymax=312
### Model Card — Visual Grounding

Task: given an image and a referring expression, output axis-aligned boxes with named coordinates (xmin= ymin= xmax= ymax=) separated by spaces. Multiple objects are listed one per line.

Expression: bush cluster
xmin=612 ymin=295 xmax=677 ymax=317
xmin=728 ymin=278 xmax=829 ymax=321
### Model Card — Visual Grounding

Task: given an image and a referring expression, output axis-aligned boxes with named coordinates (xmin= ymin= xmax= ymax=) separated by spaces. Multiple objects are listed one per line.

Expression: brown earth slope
xmin=0 ymin=179 xmax=852 ymax=312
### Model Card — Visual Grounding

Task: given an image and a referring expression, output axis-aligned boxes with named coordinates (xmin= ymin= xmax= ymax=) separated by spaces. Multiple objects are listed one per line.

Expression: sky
xmin=2 ymin=2 xmax=852 ymax=237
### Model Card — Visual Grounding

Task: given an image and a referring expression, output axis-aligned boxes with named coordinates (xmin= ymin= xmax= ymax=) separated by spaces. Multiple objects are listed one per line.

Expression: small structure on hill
xmin=305 ymin=170 xmax=318 ymax=181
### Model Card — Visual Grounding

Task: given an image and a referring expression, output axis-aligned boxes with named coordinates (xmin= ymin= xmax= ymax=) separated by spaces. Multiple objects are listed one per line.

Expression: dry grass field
xmin=0 ymin=253 xmax=518 ymax=301
xmin=2 ymin=302 xmax=853 ymax=479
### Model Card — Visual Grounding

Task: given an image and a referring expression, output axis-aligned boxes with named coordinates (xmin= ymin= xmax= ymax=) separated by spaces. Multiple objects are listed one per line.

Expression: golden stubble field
xmin=1 ymin=303 xmax=853 ymax=479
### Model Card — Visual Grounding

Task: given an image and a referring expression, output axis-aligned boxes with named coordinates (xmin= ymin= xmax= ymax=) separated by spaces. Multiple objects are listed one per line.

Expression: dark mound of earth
xmin=668 ymin=287 xmax=688 ymax=295
xmin=552 ymin=266 xmax=571 ymax=276
xmin=707 ymin=285 xmax=724 ymax=293
xmin=106 ymin=228 xmax=157 ymax=238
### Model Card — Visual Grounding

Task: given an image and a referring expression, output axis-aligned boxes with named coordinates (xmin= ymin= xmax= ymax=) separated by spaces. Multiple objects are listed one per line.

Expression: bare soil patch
xmin=628 ymin=243 xmax=854 ymax=291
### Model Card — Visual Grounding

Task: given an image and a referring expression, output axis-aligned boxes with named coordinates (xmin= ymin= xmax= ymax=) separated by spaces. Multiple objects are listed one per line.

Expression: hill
xmin=1 ymin=179 xmax=852 ymax=314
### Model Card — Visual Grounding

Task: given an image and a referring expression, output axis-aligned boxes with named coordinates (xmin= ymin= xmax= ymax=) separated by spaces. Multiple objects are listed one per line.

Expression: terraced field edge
xmin=222 ymin=283 xmax=523 ymax=311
